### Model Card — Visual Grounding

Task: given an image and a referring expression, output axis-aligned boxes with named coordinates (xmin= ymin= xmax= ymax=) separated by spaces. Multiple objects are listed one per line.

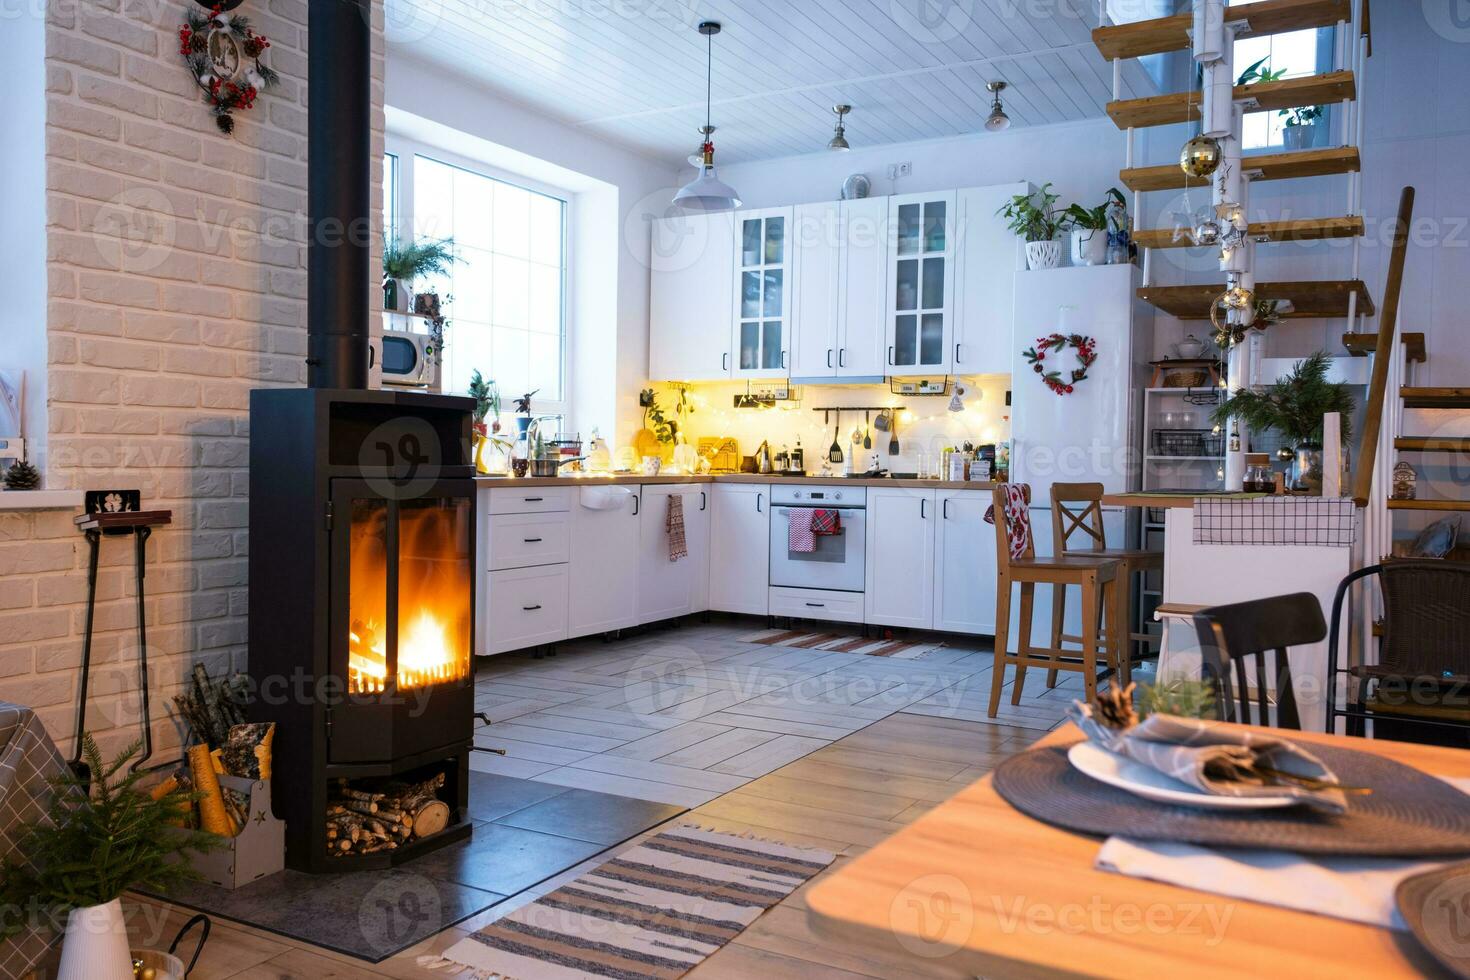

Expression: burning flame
xmin=347 ymin=499 xmax=471 ymax=695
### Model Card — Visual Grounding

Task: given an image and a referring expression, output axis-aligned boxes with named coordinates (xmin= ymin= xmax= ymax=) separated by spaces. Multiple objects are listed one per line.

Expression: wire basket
xmin=1151 ymin=429 xmax=1222 ymax=458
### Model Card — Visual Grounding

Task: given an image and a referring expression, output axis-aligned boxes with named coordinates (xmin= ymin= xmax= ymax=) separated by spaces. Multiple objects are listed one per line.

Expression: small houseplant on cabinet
xmin=381 ymin=237 xmax=456 ymax=313
xmin=1281 ymin=105 xmax=1324 ymax=150
xmin=1211 ymin=351 xmax=1355 ymax=493
xmin=998 ymin=183 xmax=1064 ymax=270
xmin=1064 ymin=188 xmax=1127 ymax=267
xmin=0 ymin=736 xmax=216 ymax=980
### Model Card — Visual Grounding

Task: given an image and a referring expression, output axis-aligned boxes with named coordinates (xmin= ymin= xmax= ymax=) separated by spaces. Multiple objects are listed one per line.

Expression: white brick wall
xmin=4 ymin=0 xmax=386 ymax=759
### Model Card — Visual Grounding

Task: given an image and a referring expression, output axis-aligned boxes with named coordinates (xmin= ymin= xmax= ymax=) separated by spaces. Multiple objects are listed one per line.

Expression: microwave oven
xmin=378 ymin=329 xmax=435 ymax=387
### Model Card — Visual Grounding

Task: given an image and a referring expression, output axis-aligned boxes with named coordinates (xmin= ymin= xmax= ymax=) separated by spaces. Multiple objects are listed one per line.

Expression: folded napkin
xmin=1068 ymin=702 xmax=1350 ymax=813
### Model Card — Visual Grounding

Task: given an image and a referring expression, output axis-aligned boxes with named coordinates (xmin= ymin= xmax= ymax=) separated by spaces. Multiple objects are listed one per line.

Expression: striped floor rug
xmin=440 ymin=825 xmax=835 ymax=979
xmin=739 ymin=627 xmax=944 ymax=659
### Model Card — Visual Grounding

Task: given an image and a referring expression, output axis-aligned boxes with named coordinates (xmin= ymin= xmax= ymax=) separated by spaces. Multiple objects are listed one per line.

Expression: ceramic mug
xmin=641 ymin=456 xmax=662 ymax=476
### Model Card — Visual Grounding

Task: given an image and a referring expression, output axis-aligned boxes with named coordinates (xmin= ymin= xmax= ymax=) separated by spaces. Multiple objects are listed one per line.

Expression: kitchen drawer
xmin=487 ymin=486 xmax=573 ymax=515
xmin=487 ymin=565 xmax=569 ymax=654
xmin=768 ymin=586 xmax=865 ymax=625
xmin=488 ymin=512 xmax=570 ymax=570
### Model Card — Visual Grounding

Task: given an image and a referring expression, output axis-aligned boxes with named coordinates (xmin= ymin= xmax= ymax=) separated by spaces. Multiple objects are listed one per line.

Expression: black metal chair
xmin=1327 ymin=560 xmax=1470 ymax=745
xmin=1192 ymin=593 xmax=1327 ymax=730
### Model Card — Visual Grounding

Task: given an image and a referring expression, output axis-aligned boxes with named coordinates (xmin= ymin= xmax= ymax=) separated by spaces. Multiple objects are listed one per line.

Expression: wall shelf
xmin=0 ymin=490 xmax=83 ymax=511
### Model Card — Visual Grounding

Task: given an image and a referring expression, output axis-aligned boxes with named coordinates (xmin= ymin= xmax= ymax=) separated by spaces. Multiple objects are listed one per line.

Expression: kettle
xmin=755 ymin=440 xmax=774 ymax=474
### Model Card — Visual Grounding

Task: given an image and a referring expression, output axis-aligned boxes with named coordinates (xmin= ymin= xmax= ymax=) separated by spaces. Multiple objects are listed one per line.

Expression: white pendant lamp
xmin=985 ymin=81 xmax=1011 ymax=132
xmin=674 ymin=21 xmax=741 ymax=212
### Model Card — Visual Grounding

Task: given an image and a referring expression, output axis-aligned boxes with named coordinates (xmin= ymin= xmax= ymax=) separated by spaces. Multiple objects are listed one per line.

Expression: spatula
xmin=888 ymin=412 xmax=900 ymax=456
xmin=829 ymin=418 xmax=844 ymax=464
xmin=864 ymin=411 xmax=872 ymax=449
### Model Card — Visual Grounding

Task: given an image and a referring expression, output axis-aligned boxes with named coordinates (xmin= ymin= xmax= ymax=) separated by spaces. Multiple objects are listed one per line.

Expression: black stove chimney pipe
xmin=306 ymin=0 xmax=371 ymax=390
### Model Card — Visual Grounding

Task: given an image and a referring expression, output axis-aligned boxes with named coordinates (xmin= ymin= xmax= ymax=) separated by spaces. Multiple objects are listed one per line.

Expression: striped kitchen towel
xmin=788 ymin=507 xmax=816 ymax=553
xmin=666 ymin=493 xmax=687 ymax=561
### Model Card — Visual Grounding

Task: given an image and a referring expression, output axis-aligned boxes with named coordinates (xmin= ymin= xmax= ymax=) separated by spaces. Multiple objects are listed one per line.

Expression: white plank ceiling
xmin=385 ymin=0 xmax=1160 ymax=164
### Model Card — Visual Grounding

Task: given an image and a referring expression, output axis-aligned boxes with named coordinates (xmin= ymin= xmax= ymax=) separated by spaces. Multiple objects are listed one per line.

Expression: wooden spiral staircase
xmin=1094 ymin=0 xmax=1374 ymax=323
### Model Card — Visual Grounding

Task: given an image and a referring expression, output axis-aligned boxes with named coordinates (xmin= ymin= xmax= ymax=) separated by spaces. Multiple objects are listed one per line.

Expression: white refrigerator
xmin=1008 ymin=263 xmax=1154 ymax=645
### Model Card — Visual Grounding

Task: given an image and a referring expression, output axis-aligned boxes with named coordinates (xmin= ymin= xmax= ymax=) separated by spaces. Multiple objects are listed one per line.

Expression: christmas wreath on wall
xmin=1022 ymin=332 xmax=1098 ymax=396
xmin=178 ymin=2 xmax=278 ymax=134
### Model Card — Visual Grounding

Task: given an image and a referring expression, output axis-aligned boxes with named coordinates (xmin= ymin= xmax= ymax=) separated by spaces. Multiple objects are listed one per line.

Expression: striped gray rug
xmin=740 ymin=627 xmax=943 ymax=659
xmin=440 ymin=825 xmax=835 ymax=979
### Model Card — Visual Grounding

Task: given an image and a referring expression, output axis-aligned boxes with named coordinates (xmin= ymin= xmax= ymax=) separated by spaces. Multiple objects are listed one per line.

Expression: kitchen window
xmin=384 ymin=145 xmax=569 ymax=418
xmin=1233 ymin=1 xmax=1335 ymax=151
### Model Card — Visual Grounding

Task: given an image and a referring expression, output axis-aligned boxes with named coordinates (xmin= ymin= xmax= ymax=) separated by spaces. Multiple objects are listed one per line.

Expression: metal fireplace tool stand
xmin=69 ymin=508 xmax=172 ymax=784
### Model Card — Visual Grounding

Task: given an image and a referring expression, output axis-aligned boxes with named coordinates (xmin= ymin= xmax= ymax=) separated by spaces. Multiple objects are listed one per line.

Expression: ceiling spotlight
xmin=827 ymin=104 xmax=851 ymax=152
xmin=985 ymin=81 xmax=1010 ymax=132
xmin=673 ymin=22 xmax=742 ymax=212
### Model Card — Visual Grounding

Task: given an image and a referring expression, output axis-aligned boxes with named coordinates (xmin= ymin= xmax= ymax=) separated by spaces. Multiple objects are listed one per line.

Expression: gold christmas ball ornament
xmin=1179 ymin=135 xmax=1222 ymax=178
xmin=1223 ymin=283 xmax=1254 ymax=310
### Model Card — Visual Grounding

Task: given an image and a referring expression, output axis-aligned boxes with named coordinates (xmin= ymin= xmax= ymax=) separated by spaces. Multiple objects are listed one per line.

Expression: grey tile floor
xmin=470 ymin=617 xmax=1079 ymax=808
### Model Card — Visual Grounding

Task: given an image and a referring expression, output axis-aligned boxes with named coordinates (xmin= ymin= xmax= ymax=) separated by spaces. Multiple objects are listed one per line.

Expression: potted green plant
xmin=1064 ymin=188 xmax=1127 ymax=267
xmin=997 ymin=183 xmax=1065 ymax=270
xmin=1212 ymin=351 xmax=1355 ymax=494
xmin=0 ymin=736 xmax=217 ymax=980
xmin=381 ymin=237 xmax=456 ymax=313
xmin=1280 ymin=105 xmax=1324 ymax=150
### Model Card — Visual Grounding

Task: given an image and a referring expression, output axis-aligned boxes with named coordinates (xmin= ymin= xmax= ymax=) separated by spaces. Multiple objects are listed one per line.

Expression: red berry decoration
xmin=1021 ymin=332 xmax=1098 ymax=397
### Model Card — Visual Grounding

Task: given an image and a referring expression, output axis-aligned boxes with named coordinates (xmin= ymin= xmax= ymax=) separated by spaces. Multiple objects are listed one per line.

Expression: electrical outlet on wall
xmin=885 ymin=161 xmax=912 ymax=180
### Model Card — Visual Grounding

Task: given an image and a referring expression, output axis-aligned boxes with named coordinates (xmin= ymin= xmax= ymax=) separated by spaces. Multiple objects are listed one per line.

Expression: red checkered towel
xmin=811 ymin=508 xmax=841 ymax=536
xmin=788 ymin=508 xmax=816 ymax=553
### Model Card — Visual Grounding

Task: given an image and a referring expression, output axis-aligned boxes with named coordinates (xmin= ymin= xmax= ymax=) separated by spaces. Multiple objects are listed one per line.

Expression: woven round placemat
xmin=1396 ymin=861 xmax=1470 ymax=979
xmin=994 ymin=741 xmax=1470 ymax=857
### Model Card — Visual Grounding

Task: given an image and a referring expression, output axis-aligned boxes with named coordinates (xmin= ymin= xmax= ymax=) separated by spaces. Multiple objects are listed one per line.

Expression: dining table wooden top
xmin=804 ymin=722 xmax=1469 ymax=979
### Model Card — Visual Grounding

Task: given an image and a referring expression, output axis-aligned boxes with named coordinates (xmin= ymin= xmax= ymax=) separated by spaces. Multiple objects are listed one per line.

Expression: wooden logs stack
xmin=324 ymin=772 xmax=451 ymax=858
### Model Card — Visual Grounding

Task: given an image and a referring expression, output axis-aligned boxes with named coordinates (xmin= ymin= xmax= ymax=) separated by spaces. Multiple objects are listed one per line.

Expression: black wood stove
xmin=247 ymin=0 xmax=475 ymax=872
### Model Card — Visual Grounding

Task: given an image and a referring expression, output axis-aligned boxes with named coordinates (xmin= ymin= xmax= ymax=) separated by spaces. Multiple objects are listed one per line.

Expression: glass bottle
xmin=1243 ymin=453 xmax=1273 ymax=494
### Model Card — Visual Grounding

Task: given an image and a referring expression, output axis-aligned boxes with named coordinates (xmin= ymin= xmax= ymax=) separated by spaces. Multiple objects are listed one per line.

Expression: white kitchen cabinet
xmin=486 ymin=564 xmax=570 ymax=655
xmin=837 ymin=196 xmax=889 ymax=378
xmin=649 ymin=210 xmax=735 ymax=381
xmin=487 ymin=511 xmax=570 ymax=571
xmin=933 ymin=490 xmax=999 ymax=635
xmin=864 ymin=486 xmax=936 ymax=629
xmin=708 ymin=483 xmax=770 ymax=615
xmin=790 ymin=198 xmax=888 ymax=381
xmin=790 ymin=201 xmax=841 ymax=379
xmin=568 ymin=485 xmax=640 ymax=636
xmin=732 ymin=207 xmax=793 ymax=378
xmin=953 ymin=183 xmax=1028 ymax=376
xmin=886 ymin=191 xmax=955 ymax=376
xmin=637 ymin=483 xmax=711 ymax=624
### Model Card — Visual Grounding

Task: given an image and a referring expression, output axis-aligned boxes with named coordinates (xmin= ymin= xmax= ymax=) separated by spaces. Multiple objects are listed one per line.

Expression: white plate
xmin=1067 ymin=741 xmax=1297 ymax=810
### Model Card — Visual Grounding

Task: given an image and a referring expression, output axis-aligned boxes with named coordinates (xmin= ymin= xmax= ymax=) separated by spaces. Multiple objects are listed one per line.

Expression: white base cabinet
xmin=486 ymin=565 xmax=569 ymax=655
xmin=568 ymin=485 xmax=640 ymax=636
xmin=934 ymin=490 xmax=999 ymax=635
xmin=864 ymin=487 xmax=936 ymax=629
xmin=708 ymin=484 xmax=770 ymax=615
xmin=636 ymin=484 xmax=711 ymax=624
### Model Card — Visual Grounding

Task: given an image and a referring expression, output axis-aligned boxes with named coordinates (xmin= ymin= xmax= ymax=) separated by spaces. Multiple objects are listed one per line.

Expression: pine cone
xmin=3 ymin=460 xmax=40 ymax=491
xmin=1092 ymin=681 xmax=1138 ymax=732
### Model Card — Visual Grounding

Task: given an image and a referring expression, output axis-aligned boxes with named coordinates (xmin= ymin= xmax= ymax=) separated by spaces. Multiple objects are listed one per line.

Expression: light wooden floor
xmin=119 ymin=621 xmax=1073 ymax=979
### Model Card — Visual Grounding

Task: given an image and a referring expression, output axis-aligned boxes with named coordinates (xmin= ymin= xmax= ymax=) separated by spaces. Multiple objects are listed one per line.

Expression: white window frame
xmin=383 ymin=133 xmax=572 ymax=424
xmin=1234 ymin=21 xmax=1337 ymax=153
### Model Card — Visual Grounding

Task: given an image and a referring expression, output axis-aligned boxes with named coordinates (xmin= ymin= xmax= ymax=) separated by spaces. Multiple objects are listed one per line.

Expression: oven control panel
xmin=770 ymin=485 xmax=866 ymax=508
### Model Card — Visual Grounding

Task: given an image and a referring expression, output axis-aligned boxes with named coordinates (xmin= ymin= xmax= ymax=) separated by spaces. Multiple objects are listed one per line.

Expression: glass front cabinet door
xmin=733 ymin=207 xmax=793 ymax=378
xmin=886 ymin=192 xmax=955 ymax=375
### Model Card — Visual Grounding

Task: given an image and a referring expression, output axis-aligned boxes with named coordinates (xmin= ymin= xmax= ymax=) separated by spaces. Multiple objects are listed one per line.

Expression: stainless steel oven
xmin=768 ymin=485 xmax=866 ymax=593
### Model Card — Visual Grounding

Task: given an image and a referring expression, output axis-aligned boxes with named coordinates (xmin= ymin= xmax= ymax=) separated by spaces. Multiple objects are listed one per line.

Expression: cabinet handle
xmin=722 ymin=352 xmax=729 ymax=372
xmin=756 ymin=492 xmax=763 ymax=513
xmin=887 ymin=345 xmax=894 ymax=365
xmin=827 ymin=349 xmax=833 ymax=369
xmin=780 ymin=350 xmax=787 ymax=369
xmin=632 ymin=495 xmax=640 ymax=516
xmin=839 ymin=348 xmax=846 ymax=368
xmin=805 ymin=602 xmax=826 ymax=608
xmin=942 ymin=498 xmax=949 ymax=520
xmin=920 ymin=498 xmax=927 ymax=520
xmin=955 ymin=342 xmax=962 ymax=364
xmin=700 ymin=491 xmax=707 ymax=511
xmin=522 ymin=604 xmax=542 ymax=612
xmin=523 ymin=537 xmax=543 ymax=543
xmin=524 ymin=497 xmax=543 ymax=502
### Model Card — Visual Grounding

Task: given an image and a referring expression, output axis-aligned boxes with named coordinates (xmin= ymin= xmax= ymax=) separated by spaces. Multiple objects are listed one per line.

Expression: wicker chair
xmin=1192 ymin=593 xmax=1327 ymax=730
xmin=1327 ymin=560 xmax=1470 ymax=744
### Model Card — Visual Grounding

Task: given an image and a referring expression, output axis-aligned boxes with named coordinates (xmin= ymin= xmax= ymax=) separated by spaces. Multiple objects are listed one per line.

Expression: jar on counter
xmin=1243 ymin=453 xmax=1274 ymax=493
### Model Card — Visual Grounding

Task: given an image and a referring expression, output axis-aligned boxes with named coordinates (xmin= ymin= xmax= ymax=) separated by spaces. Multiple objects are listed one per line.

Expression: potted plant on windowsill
xmin=1281 ymin=105 xmax=1324 ymax=150
xmin=0 ymin=736 xmax=217 ymax=980
xmin=381 ymin=237 xmax=456 ymax=313
xmin=1211 ymin=351 xmax=1355 ymax=494
xmin=1064 ymin=188 xmax=1127 ymax=267
xmin=998 ymin=183 xmax=1064 ymax=270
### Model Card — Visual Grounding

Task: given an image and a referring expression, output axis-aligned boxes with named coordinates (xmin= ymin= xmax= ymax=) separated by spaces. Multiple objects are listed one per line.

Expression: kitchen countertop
xmin=475 ymin=474 xmax=999 ymax=491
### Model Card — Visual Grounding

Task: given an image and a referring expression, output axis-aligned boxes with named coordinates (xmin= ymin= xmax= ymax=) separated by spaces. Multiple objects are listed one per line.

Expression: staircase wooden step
xmin=1094 ymin=0 xmax=1351 ymax=61
xmin=1395 ymin=437 xmax=1470 ymax=453
xmin=1138 ymin=280 xmax=1375 ymax=320
xmin=1402 ymin=387 xmax=1470 ymax=409
xmin=1107 ymin=72 xmax=1356 ymax=130
xmin=1343 ymin=332 xmax=1425 ymax=362
xmin=1122 ymin=147 xmax=1360 ymax=193
xmin=1134 ymin=216 xmax=1364 ymax=250
xmin=1387 ymin=499 xmax=1470 ymax=513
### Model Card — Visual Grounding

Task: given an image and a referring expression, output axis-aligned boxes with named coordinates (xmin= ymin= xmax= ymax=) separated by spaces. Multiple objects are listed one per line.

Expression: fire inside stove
xmin=347 ymin=496 xmax=472 ymax=694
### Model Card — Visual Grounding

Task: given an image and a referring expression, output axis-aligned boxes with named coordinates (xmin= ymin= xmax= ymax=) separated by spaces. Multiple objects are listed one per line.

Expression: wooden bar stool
xmin=1048 ymin=482 xmax=1163 ymax=690
xmin=987 ymin=484 xmax=1122 ymax=716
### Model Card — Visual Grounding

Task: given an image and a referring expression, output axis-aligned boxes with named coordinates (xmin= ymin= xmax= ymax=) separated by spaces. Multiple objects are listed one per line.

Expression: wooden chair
xmin=988 ymin=484 xmax=1122 ymax=716
xmin=1191 ymin=593 xmax=1327 ymax=730
xmin=1048 ymin=482 xmax=1163 ymax=690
